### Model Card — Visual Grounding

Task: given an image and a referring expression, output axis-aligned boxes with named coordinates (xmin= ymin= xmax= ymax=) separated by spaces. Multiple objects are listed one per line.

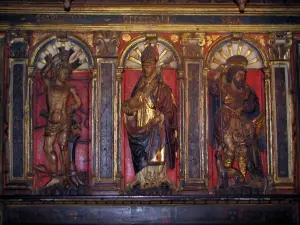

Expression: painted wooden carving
xmin=35 ymin=47 xmax=85 ymax=192
xmin=120 ymin=35 xmax=181 ymax=193
xmin=209 ymin=55 xmax=268 ymax=193
xmin=122 ymin=44 xmax=178 ymax=194
xmin=0 ymin=2 xmax=299 ymax=224
xmin=207 ymin=38 xmax=274 ymax=194
xmin=32 ymin=38 xmax=93 ymax=195
xmin=1 ymin=32 xmax=296 ymax=196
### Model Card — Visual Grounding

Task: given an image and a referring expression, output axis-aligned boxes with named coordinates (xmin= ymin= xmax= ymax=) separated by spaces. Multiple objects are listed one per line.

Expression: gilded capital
xmin=177 ymin=70 xmax=184 ymax=80
xmin=262 ymin=67 xmax=271 ymax=80
xmin=181 ymin=32 xmax=205 ymax=59
xmin=6 ymin=30 xmax=29 ymax=44
xmin=92 ymin=68 xmax=97 ymax=77
xmin=116 ymin=67 xmax=124 ymax=81
xmin=6 ymin=30 xmax=30 ymax=58
xmin=95 ymin=31 xmax=121 ymax=58
xmin=203 ymin=67 xmax=210 ymax=77
xmin=267 ymin=32 xmax=292 ymax=61
xmin=27 ymin=66 xmax=35 ymax=75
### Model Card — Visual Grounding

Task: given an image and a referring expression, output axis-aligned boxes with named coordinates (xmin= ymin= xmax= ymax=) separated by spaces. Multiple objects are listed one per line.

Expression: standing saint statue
xmin=36 ymin=48 xmax=84 ymax=187
xmin=210 ymin=55 xmax=266 ymax=191
xmin=122 ymin=44 xmax=178 ymax=191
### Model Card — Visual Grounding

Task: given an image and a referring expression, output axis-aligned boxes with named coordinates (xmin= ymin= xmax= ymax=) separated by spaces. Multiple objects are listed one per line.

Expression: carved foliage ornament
xmin=7 ymin=31 xmax=29 ymax=58
xmin=206 ymin=35 xmax=221 ymax=48
xmin=95 ymin=31 xmax=120 ymax=58
xmin=267 ymin=32 xmax=292 ymax=61
xmin=181 ymin=33 xmax=206 ymax=59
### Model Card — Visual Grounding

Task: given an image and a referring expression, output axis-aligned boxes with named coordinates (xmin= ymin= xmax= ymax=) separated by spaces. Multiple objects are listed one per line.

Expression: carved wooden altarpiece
xmin=0 ymin=1 xmax=300 ymax=224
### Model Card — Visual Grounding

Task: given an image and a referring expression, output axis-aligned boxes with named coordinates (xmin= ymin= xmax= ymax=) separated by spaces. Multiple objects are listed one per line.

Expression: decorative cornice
xmin=1 ymin=24 xmax=300 ymax=33
xmin=0 ymin=4 xmax=300 ymax=15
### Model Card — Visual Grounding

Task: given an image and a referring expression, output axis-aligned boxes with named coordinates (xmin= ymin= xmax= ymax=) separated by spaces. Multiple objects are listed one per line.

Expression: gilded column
xmin=202 ymin=66 xmax=210 ymax=190
xmin=295 ymin=40 xmax=300 ymax=194
xmin=25 ymin=65 xmax=34 ymax=187
xmin=115 ymin=67 xmax=123 ymax=183
xmin=0 ymin=34 xmax=4 ymax=193
xmin=92 ymin=31 xmax=121 ymax=194
xmin=179 ymin=32 xmax=208 ymax=194
xmin=267 ymin=32 xmax=294 ymax=191
xmin=4 ymin=31 xmax=31 ymax=194
xmin=177 ymin=69 xmax=185 ymax=181
xmin=263 ymin=68 xmax=273 ymax=177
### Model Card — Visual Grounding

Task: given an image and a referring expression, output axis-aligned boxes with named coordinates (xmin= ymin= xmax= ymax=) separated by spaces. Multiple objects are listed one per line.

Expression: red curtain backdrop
xmin=122 ymin=69 xmax=179 ymax=189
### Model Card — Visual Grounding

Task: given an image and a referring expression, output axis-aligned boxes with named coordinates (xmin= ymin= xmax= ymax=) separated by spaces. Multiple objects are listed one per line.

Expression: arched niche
xmin=119 ymin=35 xmax=182 ymax=190
xmin=206 ymin=36 xmax=269 ymax=70
xmin=119 ymin=36 xmax=181 ymax=70
xmin=204 ymin=35 xmax=270 ymax=191
xmin=30 ymin=36 xmax=94 ymax=193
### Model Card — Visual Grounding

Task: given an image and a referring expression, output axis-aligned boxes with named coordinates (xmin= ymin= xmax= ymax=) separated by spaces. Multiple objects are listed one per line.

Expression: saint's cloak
xmin=125 ymin=73 xmax=178 ymax=174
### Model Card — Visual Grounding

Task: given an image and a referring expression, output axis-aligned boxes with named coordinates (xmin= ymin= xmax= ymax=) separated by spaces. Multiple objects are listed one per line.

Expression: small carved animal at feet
xmin=215 ymin=150 xmax=245 ymax=189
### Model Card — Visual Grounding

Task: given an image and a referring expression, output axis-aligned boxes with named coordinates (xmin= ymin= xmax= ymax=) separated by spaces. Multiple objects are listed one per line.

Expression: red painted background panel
xmin=208 ymin=70 xmax=267 ymax=190
xmin=33 ymin=72 xmax=91 ymax=188
xmin=122 ymin=69 xmax=179 ymax=189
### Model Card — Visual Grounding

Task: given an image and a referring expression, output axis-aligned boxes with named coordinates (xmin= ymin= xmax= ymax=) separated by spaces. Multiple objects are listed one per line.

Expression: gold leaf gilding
xmin=122 ymin=34 xmax=131 ymax=42
xmin=171 ymin=34 xmax=179 ymax=43
xmin=74 ymin=33 xmax=94 ymax=47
